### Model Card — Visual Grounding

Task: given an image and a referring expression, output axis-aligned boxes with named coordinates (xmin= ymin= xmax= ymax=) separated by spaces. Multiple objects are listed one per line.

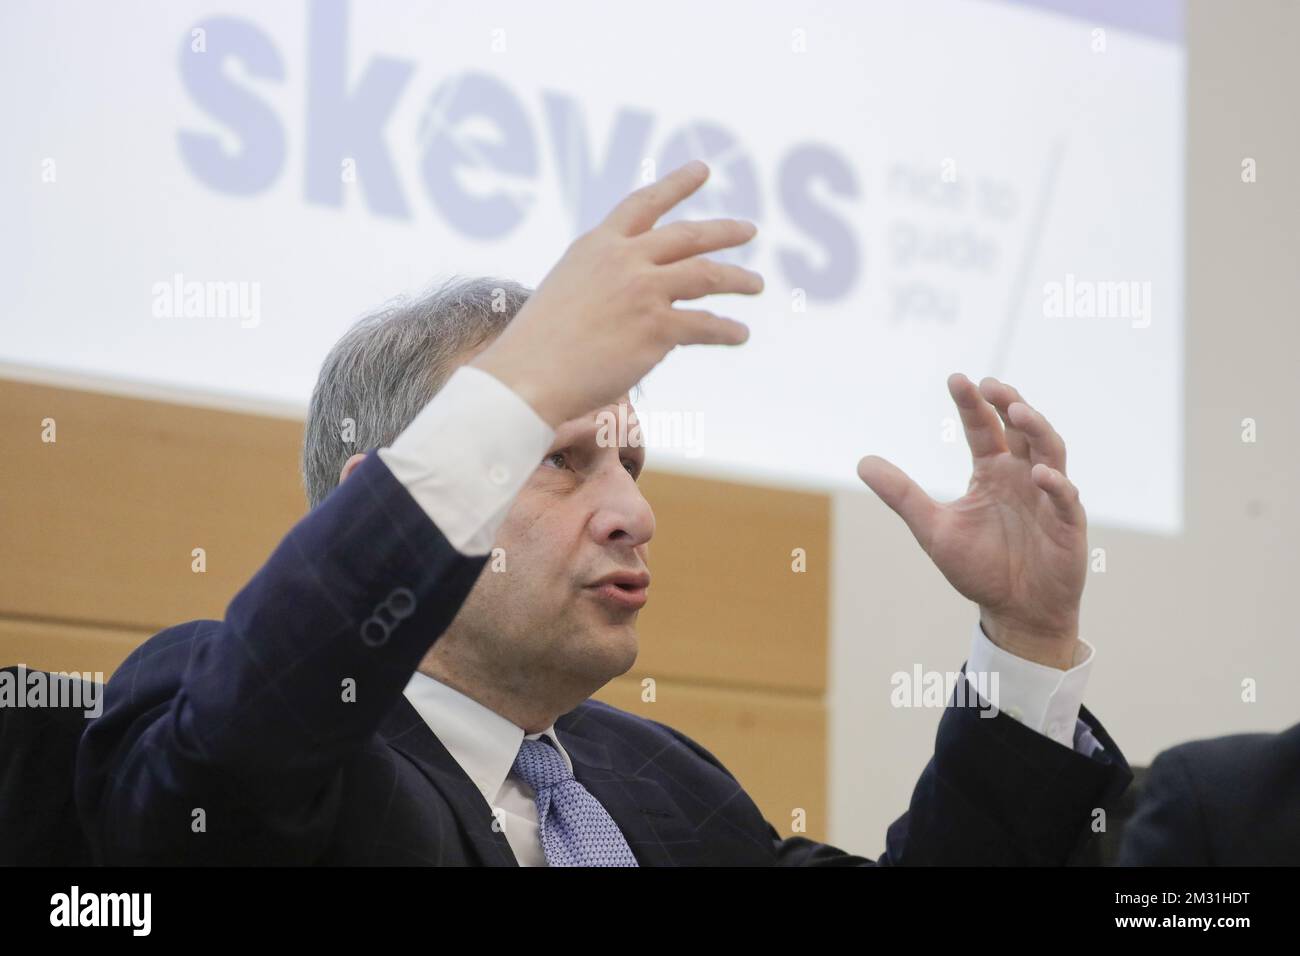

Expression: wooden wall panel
xmin=0 ymin=378 xmax=306 ymax=631
xmin=0 ymin=617 xmax=148 ymax=677
xmin=633 ymin=471 xmax=829 ymax=694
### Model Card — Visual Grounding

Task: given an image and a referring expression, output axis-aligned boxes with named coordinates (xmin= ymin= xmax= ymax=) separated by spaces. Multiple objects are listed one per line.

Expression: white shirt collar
xmin=401 ymin=669 xmax=574 ymax=802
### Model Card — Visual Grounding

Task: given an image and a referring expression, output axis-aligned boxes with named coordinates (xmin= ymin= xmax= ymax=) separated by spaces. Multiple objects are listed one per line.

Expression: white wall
xmin=827 ymin=0 xmax=1300 ymax=856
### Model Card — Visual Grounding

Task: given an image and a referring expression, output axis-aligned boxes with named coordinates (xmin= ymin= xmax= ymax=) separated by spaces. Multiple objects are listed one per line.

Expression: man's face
xmin=446 ymin=394 xmax=654 ymax=695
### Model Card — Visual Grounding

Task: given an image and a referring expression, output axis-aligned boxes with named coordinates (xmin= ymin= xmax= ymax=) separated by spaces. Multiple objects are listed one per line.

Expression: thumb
xmin=857 ymin=455 xmax=939 ymax=546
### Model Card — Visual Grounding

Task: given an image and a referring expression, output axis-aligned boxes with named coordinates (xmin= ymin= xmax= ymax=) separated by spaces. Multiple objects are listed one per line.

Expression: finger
xmin=978 ymin=377 xmax=1031 ymax=460
xmin=1007 ymin=401 xmax=1067 ymax=473
xmin=948 ymin=372 xmax=1007 ymax=461
xmin=603 ymin=161 xmax=710 ymax=236
xmin=670 ymin=308 xmax=750 ymax=346
xmin=857 ymin=455 xmax=940 ymax=548
xmin=642 ymin=218 xmax=758 ymax=265
xmin=1031 ymin=463 xmax=1085 ymax=528
xmin=661 ymin=258 xmax=765 ymax=301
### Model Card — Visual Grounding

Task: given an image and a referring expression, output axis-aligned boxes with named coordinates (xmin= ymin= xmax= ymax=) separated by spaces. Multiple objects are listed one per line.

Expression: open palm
xmin=858 ymin=375 xmax=1087 ymax=665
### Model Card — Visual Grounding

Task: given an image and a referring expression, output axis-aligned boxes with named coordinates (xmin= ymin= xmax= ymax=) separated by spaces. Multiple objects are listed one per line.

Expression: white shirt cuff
xmin=965 ymin=622 xmax=1094 ymax=750
xmin=377 ymin=365 xmax=555 ymax=556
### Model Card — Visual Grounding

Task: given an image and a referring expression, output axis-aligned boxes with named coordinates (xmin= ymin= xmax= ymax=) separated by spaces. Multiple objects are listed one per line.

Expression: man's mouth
xmin=584 ymin=571 xmax=650 ymax=611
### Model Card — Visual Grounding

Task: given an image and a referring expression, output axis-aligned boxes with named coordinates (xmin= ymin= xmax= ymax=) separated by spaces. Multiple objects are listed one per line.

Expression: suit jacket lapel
xmin=557 ymin=719 xmax=707 ymax=867
xmin=378 ymin=696 xmax=519 ymax=867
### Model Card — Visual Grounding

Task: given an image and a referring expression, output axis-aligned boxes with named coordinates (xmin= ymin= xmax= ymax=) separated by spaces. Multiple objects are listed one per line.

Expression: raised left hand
xmin=857 ymin=374 xmax=1087 ymax=669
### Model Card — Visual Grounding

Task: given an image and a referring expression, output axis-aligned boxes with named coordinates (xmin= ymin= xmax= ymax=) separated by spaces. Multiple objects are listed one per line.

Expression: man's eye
xmin=543 ymin=452 xmax=567 ymax=470
xmin=622 ymin=458 xmax=640 ymax=478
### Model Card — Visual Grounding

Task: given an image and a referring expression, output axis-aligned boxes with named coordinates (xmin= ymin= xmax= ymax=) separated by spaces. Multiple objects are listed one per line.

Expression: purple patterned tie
xmin=512 ymin=736 xmax=639 ymax=867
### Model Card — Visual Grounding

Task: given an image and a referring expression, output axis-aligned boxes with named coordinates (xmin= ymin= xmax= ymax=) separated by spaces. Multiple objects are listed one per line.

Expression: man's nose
xmin=587 ymin=467 xmax=655 ymax=549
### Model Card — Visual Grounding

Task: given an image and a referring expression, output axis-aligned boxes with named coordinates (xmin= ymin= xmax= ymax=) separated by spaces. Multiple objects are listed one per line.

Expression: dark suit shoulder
xmin=103 ymin=620 xmax=220 ymax=698
xmin=1121 ymin=723 xmax=1300 ymax=865
xmin=1158 ymin=724 xmax=1299 ymax=781
xmin=1146 ymin=725 xmax=1299 ymax=820
xmin=119 ymin=619 xmax=219 ymax=661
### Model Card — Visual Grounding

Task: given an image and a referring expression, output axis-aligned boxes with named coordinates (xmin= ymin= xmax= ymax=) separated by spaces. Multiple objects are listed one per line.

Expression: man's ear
xmin=339 ymin=453 xmax=367 ymax=486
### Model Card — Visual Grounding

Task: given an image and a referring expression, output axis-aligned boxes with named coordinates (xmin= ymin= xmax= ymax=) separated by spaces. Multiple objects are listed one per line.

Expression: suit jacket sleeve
xmin=770 ymin=692 xmax=1133 ymax=866
xmin=76 ymin=452 xmax=486 ymax=864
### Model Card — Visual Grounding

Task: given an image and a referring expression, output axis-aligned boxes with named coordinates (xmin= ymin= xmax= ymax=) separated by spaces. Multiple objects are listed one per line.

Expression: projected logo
xmin=177 ymin=0 xmax=858 ymax=301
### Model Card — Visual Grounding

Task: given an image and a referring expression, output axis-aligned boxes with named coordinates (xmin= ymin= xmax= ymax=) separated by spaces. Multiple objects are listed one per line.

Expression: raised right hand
xmin=470 ymin=160 xmax=763 ymax=427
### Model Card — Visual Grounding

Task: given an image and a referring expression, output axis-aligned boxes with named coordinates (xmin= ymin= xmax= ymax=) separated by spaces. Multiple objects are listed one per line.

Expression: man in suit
xmin=1118 ymin=723 xmax=1300 ymax=865
xmin=77 ymin=161 xmax=1130 ymax=866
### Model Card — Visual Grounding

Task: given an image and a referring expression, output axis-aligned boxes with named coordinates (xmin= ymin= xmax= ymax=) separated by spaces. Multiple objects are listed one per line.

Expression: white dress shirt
xmin=379 ymin=364 xmax=1101 ymax=865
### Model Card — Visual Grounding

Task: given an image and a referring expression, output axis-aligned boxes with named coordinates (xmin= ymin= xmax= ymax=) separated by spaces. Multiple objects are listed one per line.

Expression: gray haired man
xmin=78 ymin=161 xmax=1129 ymax=866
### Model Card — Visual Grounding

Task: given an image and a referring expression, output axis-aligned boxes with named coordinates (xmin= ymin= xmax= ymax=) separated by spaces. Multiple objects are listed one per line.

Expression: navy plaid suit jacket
xmin=76 ymin=451 xmax=1131 ymax=865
